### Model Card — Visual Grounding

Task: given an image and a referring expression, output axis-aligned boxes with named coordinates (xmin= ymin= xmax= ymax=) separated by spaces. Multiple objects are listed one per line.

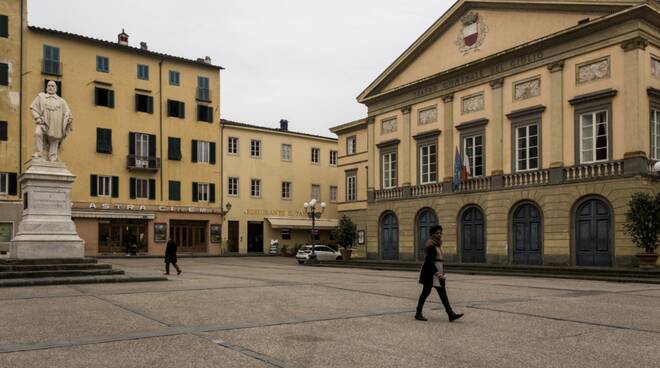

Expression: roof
xmin=28 ymin=26 xmax=224 ymax=70
xmin=221 ymin=119 xmax=338 ymax=142
xmin=329 ymin=117 xmax=368 ymax=134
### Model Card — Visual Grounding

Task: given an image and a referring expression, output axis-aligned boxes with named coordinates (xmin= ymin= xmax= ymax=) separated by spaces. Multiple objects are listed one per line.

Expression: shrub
xmin=624 ymin=192 xmax=660 ymax=253
xmin=332 ymin=215 xmax=357 ymax=249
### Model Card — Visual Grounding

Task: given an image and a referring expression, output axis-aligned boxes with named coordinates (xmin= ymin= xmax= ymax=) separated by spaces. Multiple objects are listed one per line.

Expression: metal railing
xmin=126 ymin=155 xmax=161 ymax=171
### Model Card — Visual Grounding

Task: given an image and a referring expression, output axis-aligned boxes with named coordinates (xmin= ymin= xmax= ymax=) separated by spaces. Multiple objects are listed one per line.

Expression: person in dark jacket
xmin=415 ymin=225 xmax=463 ymax=322
xmin=164 ymin=238 xmax=182 ymax=275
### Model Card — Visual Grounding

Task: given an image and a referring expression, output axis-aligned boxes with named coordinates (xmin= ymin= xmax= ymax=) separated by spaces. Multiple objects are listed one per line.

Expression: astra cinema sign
xmin=73 ymin=202 xmax=222 ymax=214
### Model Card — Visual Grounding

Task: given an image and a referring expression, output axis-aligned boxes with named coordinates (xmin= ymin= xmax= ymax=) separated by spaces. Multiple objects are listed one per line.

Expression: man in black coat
xmin=164 ymin=238 xmax=182 ymax=275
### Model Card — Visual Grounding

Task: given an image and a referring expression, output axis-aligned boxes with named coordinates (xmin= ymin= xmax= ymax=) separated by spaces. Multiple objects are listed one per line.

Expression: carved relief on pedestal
xmin=513 ymin=77 xmax=541 ymax=101
xmin=652 ymin=57 xmax=660 ymax=79
xmin=461 ymin=93 xmax=485 ymax=114
xmin=418 ymin=106 xmax=437 ymax=125
xmin=576 ymin=57 xmax=610 ymax=84
xmin=381 ymin=118 xmax=397 ymax=134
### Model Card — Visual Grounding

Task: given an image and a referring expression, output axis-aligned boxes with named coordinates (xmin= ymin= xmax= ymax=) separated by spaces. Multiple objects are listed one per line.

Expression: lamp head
xmin=310 ymin=198 xmax=317 ymax=206
xmin=320 ymin=202 xmax=326 ymax=209
xmin=304 ymin=202 xmax=309 ymax=209
xmin=225 ymin=202 xmax=232 ymax=211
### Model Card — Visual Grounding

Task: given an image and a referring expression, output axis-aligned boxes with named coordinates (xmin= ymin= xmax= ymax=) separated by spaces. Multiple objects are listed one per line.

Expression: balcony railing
xmin=374 ymin=187 xmax=405 ymax=201
xmin=196 ymin=88 xmax=211 ymax=101
xmin=127 ymin=155 xmax=161 ymax=171
xmin=458 ymin=176 xmax=491 ymax=192
xmin=504 ymin=170 xmax=550 ymax=188
xmin=42 ymin=60 xmax=62 ymax=76
xmin=411 ymin=183 xmax=443 ymax=197
xmin=649 ymin=160 xmax=659 ymax=175
xmin=563 ymin=161 xmax=623 ymax=181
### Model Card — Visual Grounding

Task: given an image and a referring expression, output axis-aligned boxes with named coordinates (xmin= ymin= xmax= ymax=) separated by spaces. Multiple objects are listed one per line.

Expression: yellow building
xmin=332 ymin=0 xmax=660 ymax=266
xmin=220 ymin=119 xmax=339 ymax=254
xmin=0 ymin=0 xmax=224 ymax=256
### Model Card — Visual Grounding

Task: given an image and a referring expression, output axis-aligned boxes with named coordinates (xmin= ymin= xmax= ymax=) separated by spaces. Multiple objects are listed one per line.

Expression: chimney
xmin=118 ymin=29 xmax=129 ymax=46
xmin=140 ymin=41 xmax=148 ymax=50
xmin=204 ymin=56 xmax=212 ymax=64
xmin=279 ymin=119 xmax=288 ymax=131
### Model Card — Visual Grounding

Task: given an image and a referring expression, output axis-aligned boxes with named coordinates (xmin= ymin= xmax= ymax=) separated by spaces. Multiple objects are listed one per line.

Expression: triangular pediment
xmin=358 ymin=0 xmax=643 ymax=103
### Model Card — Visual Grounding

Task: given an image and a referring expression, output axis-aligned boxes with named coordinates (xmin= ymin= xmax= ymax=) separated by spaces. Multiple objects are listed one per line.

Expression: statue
xmin=29 ymin=81 xmax=73 ymax=161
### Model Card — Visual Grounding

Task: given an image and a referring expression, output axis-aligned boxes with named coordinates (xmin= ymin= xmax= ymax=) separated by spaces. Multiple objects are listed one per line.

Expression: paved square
xmin=1 ymin=257 xmax=659 ymax=368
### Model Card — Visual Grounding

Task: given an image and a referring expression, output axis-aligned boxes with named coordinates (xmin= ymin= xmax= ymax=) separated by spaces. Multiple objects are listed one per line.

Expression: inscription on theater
xmin=414 ymin=51 xmax=545 ymax=98
xmin=74 ymin=202 xmax=222 ymax=214
xmin=245 ymin=209 xmax=307 ymax=217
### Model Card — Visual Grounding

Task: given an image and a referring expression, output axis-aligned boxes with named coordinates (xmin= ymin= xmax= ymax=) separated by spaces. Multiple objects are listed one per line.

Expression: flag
xmin=452 ymin=147 xmax=462 ymax=191
xmin=463 ymin=151 xmax=471 ymax=181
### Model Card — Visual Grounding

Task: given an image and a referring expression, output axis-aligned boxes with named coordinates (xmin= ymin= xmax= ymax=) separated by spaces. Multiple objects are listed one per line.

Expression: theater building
xmin=331 ymin=0 xmax=660 ymax=266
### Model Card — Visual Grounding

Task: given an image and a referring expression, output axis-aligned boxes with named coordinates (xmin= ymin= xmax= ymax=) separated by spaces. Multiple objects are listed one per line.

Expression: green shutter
xmin=90 ymin=175 xmax=98 ymax=197
xmin=209 ymin=142 xmax=216 ymax=165
xmin=147 ymin=96 xmax=154 ymax=114
xmin=111 ymin=176 xmax=119 ymax=198
xmin=0 ymin=15 xmax=8 ymax=38
xmin=191 ymin=140 xmax=198 ymax=163
xmin=129 ymin=177 xmax=136 ymax=199
xmin=108 ymin=90 xmax=115 ymax=108
xmin=192 ymin=182 xmax=198 ymax=202
xmin=148 ymin=179 xmax=156 ymax=200
xmin=180 ymin=102 xmax=185 ymax=119
xmin=209 ymin=183 xmax=216 ymax=203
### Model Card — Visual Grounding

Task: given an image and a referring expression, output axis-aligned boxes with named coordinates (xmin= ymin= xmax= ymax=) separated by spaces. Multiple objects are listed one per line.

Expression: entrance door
xmin=228 ymin=221 xmax=239 ymax=253
xmin=247 ymin=222 xmax=263 ymax=253
xmin=575 ymin=199 xmax=612 ymax=266
xmin=416 ymin=210 xmax=438 ymax=260
xmin=461 ymin=207 xmax=486 ymax=263
xmin=169 ymin=221 xmax=208 ymax=253
xmin=380 ymin=213 xmax=399 ymax=260
xmin=512 ymin=204 xmax=543 ymax=265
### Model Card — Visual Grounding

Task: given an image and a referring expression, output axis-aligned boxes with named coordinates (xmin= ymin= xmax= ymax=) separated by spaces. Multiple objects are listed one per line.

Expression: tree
xmin=332 ymin=215 xmax=357 ymax=249
xmin=624 ymin=192 xmax=660 ymax=254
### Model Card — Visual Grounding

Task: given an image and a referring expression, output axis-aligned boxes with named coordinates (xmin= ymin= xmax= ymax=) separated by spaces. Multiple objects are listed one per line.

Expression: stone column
xmin=490 ymin=78 xmax=504 ymax=188
xmin=621 ymin=37 xmax=649 ymax=172
xmin=548 ymin=60 xmax=565 ymax=183
xmin=367 ymin=117 xmax=375 ymax=202
xmin=401 ymin=105 xmax=412 ymax=187
xmin=442 ymin=94 xmax=454 ymax=193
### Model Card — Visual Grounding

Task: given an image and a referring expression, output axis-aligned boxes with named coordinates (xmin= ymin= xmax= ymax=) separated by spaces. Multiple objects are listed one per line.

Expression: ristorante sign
xmin=72 ymin=202 xmax=223 ymax=214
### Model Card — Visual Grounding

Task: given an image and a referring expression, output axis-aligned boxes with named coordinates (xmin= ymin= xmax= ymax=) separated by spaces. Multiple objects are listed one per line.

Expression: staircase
xmin=0 ymin=258 xmax=167 ymax=287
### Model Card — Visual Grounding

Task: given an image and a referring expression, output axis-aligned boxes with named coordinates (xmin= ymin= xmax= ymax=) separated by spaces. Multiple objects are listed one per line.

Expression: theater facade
xmin=331 ymin=0 xmax=660 ymax=266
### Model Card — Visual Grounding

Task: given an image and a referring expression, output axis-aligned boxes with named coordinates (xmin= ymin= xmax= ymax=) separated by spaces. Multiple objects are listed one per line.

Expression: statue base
xmin=10 ymin=159 xmax=84 ymax=259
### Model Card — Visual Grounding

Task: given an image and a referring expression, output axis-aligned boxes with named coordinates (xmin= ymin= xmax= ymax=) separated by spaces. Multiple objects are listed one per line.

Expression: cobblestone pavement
xmin=1 ymin=257 xmax=659 ymax=368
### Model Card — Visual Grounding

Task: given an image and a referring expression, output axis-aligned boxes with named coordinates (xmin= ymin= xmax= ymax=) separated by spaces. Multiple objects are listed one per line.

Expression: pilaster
xmin=548 ymin=60 xmax=565 ymax=168
xmin=442 ymin=93 xmax=454 ymax=186
xmin=367 ymin=117 xmax=375 ymax=192
xmin=489 ymin=78 xmax=504 ymax=175
xmin=621 ymin=37 xmax=647 ymax=158
xmin=401 ymin=105 xmax=412 ymax=187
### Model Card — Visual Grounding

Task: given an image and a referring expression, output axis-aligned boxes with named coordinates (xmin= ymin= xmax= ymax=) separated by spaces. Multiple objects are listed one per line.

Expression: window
xmin=330 ymin=186 xmax=338 ymax=202
xmin=197 ymin=105 xmax=213 ymax=123
xmin=463 ymin=135 xmax=484 ymax=177
xmin=197 ymin=183 xmax=209 ymax=202
xmin=96 ymin=56 xmax=109 ymax=72
xmin=651 ymin=108 xmax=659 ymax=160
xmin=382 ymin=152 xmax=397 ymax=189
xmin=0 ymin=63 xmax=7 ymax=86
xmin=311 ymin=184 xmax=320 ymax=201
xmin=251 ymin=179 xmax=261 ymax=198
xmin=95 ymin=87 xmax=114 ymax=108
xmin=97 ymin=175 xmax=112 ymax=197
xmin=346 ymin=172 xmax=357 ymax=202
xmin=135 ymin=133 xmax=150 ymax=159
xmin=169 ymin=181 xmax=181 ymax=201
xmin=311 ymin=147 xmax=320 ymax=164
xmin=197 ymin=76 xmax=210 ymax=101
xmin=96 ymin=128 xmax=112 ymax=154
xmin=42 ymin=45 xmax=60 ymax=75
xmin=0 ymin=173 xmax=9 ymax=195
xmin=347 ymin=136 xmax=357 ymax=155
xmin=0 ymin=121 xmax=8 ymax=141
xmin=130 ymin=178 xmax=154 ymax=200
xmin=0 ymin=14 xmax=8 ymax=38
xmin=167 ymin=100 xmax=185 ymax=118
xmin=228 ymin=137 xmax=239 ymax=154
xmin=90 ymin=175 xmax=118 ymax=197
xmin=197 ymin=141 xmax=210 ymax=163
xmin=228 ymin=177 xmax=239 ymax=197
xmin=135 ymin=94 xmax=153 ymax=113
xmin=579 ymin=110 xmax=608 ymax=163
xmin=136 ymin=179 xmax=149 ymax=199
xmin=281 ymin=229 xmax=291 ymax=240
xmin=282 ymin=181 xmax=291 ymax=199
xmin=137 ymin=64 xmax=149 ymax=80
xmin=169 ymin=70 xmax=180 ymax=86
xmin=419 ymin=143 xmax=437 ymax=184
xmin=281 ymin=144 xmax=292 ymax=161
xmin=168 ymin=137 xmax=181 ymax=160
xmin=330 ymin=150 xmax=337 ymax=166
xmin=515 ymin=124 xmax=539 ymax=171
xmin=251 ymin=139 xmax=261 ymax=158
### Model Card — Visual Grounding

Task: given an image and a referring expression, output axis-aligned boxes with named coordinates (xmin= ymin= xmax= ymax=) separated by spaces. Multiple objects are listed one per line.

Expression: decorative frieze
xmin=576 ymin=57 xmax=610 ymax=84
xmin=461 ymin=93 xmax=485 ymax=114
xmin=513 ymin=77 xmax=541 ymax=101
xmin=418 ymin=106 xmax=437 ymax=125
xmin=381 ymin=118 xmax=397 ymax=134
xmin=652 ymin=57 xmax=660 ymax=79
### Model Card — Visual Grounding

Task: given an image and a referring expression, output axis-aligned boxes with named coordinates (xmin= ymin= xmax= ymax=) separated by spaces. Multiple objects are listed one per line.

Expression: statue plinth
xmin=10 ymin=159 xmax=84 ymax=259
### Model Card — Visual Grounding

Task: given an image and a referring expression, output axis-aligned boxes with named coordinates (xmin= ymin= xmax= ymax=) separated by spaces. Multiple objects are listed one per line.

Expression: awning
xmin=72 ymin=210 xmax=156 ymax=220
xmin=266 ymin=216 xmax=338 ymax=230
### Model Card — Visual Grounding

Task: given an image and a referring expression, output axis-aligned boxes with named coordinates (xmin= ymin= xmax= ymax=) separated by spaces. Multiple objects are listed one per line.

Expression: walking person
xmin=164 ymin=237 xmax=182 ymax=275
xmin=415 ymin=225 xmax=463 ymax=322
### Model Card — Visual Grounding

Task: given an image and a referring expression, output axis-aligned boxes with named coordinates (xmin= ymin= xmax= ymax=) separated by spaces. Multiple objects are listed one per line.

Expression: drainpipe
xmin=18 ymin=0 xmax=25 ymax=181
xmin=158 ymin=59 xmax=163 ymax=201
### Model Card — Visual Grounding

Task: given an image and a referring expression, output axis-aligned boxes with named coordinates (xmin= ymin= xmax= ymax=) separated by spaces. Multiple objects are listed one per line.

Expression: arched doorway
xmin=460 ymin=206 xmax=486 ymax=263
xmin=575 ymin=198 xmax=612 ymax=267
xmin=511 ymin=202 xmax=543 ymax=265
xmin=416 ymin=209 xmax=438 ymax=260
xmin=380 ymin=212 xmax=399 ymax=260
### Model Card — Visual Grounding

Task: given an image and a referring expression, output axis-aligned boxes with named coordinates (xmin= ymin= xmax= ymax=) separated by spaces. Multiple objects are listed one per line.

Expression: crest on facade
xmin=455 ymin=12 xmax=487 ymax=55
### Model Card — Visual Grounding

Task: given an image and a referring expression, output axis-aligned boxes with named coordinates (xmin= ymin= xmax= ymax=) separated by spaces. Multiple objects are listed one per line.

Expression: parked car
xmin=296 ymin=245 xmax=342 ymax=264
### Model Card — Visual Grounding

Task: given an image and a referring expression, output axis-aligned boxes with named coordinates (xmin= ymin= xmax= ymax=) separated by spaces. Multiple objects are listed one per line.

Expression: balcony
xmin=42 ymin=60 xmax=62 ymax=76
xmin=196 ymin=88 xmax=211 ymax=102
xmin=127 ymin=155 xmax=161 ymax=171
xmin=563 ymin=161 xmax=623 ymax=181
xmin=411 ymin=183 xmax=443 ymax=197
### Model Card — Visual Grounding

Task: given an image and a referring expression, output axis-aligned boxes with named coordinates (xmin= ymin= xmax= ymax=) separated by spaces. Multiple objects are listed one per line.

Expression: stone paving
xmin=0 ymin=257 xmax=659 ymax=368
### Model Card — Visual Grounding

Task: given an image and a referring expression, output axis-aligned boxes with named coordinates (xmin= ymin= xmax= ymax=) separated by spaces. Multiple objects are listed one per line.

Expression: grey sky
xmin=28 ymin=0 xmax=453 ymax=136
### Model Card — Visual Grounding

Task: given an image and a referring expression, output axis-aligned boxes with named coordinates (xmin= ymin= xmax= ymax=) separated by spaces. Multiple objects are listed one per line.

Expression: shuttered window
xmin=96 ymin=128 xmax=112 ymax=153
xmin=0 ymin=63 xmax=8 ymax=86
xmin=197 ymin=105 xmax=213 ymax=123
xmin=0 ymin=121 xmax=7 ymax=141
xmin=135 ymin=94 xmax=154 ymax=113
xmin=168 ymin=181 xmax=181 ymax=201
xmin=42 ymin=45 xmax=60 ymax=75
xmin=137 ymin=64 xmax=149 ymax=80
xmin=0 ymin=15 xmax=8 ymax=38
xmin=96 ymin=56 xmax=109 ymax=72
xmin=90 ymin=175 xmax=118 ymax=197
xmin=168 ymin=137 xmax=181 ymax=161
xmin=95 ymin=87 xmax=114 ymax=108
xmin=167 ymin=100 xmax=185 ymax=118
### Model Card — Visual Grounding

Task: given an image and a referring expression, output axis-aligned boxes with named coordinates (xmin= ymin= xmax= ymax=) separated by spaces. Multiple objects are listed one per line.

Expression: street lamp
xmin=220 ymin=202 xmax=232 ymax=220
xmin=303 ymin=198 xmax=326 ymax=264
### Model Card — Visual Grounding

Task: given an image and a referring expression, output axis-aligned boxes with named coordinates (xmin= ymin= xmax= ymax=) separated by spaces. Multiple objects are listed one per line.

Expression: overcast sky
xmin=29 ymin=0 xmax=454 ymax=137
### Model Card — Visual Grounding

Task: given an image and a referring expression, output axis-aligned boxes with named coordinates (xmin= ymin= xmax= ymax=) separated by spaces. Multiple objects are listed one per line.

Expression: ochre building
xmin=331 ymin=0 xmax=660 ymax=266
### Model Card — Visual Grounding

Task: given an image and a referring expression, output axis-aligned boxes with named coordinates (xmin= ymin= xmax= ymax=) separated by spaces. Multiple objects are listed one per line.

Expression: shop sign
xmin=244 ymin=209 xmax=307 ymax=217
xmin=74 ymin=202 xmax=222 ymax=214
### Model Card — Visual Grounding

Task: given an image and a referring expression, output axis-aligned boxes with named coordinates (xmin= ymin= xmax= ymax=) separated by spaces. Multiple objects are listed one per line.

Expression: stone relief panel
xmin=513 ymin=77 xmax=541 ymax=101
xmin=652 ymin=57 xmax=660 ymax=79
xmin=418 ymin=107 xmax=437 ymax=125
xmin=461 ymin=93 xmax=485 ymax=114
xmin=381 ymin=118 xmax=397 ymax=134
xmin=576 ymin=57 xmax=610 ymax=84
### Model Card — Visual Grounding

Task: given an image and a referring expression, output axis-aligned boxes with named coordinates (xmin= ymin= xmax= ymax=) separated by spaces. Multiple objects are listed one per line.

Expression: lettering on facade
xmin=244 ymin=209 xmax=307 ymax=217
xmin=81 ymin=202 xmax=221 ymax=214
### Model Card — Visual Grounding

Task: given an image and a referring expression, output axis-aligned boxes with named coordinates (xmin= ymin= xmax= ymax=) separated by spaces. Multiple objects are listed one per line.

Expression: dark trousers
xmin=416 ymin=281 xmax=453 ymax=315
xmin=165 ymin=260 xmax=180 ymax=274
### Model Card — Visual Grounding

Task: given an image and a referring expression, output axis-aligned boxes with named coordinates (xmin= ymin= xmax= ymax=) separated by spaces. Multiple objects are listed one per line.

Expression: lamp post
xmin=303 ymin=198 xmax=326 ymax=264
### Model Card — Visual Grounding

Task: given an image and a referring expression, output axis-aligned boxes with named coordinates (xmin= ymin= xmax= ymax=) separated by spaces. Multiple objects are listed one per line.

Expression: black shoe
xmin=177 ymin=269 xmax=182 ymax=275
xmin=448 ymin=312 xmax=464 ymax=322
xmin=414 ymin=314 xmax=428 ymax=321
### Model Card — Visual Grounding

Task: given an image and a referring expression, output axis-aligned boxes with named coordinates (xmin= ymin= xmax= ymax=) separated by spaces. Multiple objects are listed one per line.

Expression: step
xmin=0 ymin=258 xmax=98 ymax=266
xmin=0 ymin=263 xmax=113 ymax=272
xmin=0 ymin=275 xmax=169 ymax=287
xmin=0 ymin=269 xmax=124 ymax=279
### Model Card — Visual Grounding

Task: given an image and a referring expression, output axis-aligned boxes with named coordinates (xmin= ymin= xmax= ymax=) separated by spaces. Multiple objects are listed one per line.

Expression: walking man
xmin=164 ymin=237 xmax=182 ymax=275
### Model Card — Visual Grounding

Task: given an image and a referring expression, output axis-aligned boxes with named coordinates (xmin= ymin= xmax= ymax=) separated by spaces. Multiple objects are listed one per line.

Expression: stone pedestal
xmin=10 ymin=159 xmax=84 ymax=259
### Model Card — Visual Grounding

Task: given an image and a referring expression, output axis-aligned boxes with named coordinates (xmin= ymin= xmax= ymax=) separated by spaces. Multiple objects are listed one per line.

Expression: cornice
xmin=413 ymin=129 xmax=442 ymax=141
xmin=648 ymin=87 xmax=660 ymax=99
xmin=568 ymin=89 xmax=618 ymax=106
xmin=376 ymin=139 xmax=401 ymax=149
xmin=506 ymin=105 xmax=546 ymax=120
xmin=455 ymin=118 xmax=489 ymax=131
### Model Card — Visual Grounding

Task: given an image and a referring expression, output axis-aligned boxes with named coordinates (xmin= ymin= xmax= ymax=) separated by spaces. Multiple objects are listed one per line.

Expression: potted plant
xmin=332 ymin=215 xmax=357 ymax=260
xmin=624 ymin=192 xmax=660 ymax=268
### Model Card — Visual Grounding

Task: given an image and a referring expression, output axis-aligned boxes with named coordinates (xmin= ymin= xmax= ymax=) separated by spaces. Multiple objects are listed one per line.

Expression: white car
xmin=296 ymin=245 xmax=342 ymax=264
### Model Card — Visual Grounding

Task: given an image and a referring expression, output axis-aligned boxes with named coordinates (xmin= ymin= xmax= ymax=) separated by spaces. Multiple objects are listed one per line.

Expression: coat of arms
xmin=455 ymin=12 xmax=487 ymax=55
